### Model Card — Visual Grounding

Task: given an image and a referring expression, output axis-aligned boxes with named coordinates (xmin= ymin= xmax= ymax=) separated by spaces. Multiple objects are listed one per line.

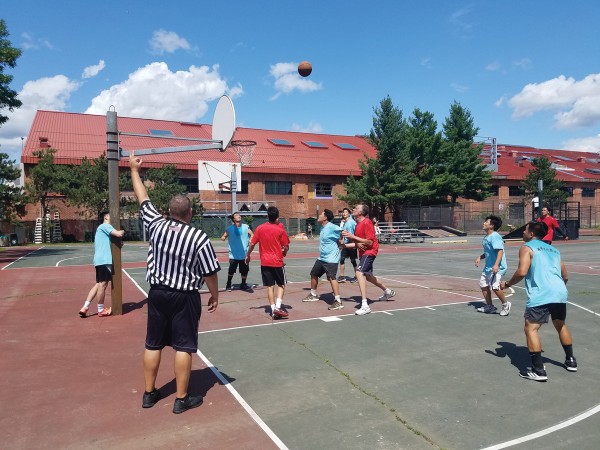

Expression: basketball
xmin=298 ymin=61 xmax=312 ymax=77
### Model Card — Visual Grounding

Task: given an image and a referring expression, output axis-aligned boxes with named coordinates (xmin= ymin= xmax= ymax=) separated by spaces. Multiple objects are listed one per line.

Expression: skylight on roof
xmin=584 ymin=168 xmax=600 ymax=175
xmin=334 ymin=142 xmax=359 ymax=150
xmin=302 ymin=141 xmax=328 ymax=148
xmin=149 ymin=129 xmax=173 ymax=136
xmin=553 ymin=155 xmax=575 ymax=161
xmin=268 ymin=138 xmax=294 ymax=146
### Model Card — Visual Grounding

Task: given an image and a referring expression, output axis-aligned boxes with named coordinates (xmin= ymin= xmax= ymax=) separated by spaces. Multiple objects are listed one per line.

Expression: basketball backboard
xmin=212 ymin=95 xmax=236 ymax=151
xmin=198 ymin=160 xmax=242 ymax=192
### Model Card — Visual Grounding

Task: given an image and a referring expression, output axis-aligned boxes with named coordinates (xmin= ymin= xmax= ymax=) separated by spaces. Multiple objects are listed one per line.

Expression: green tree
xmin=0 ymin=152 xmax=25 ymax=223
xmin=0 ymin=20 xmax=22 ymax=127
xmin=439 ymin=102 xmax=491 ymax=203
xmin=24 ymin=148 xmax=69 ymax=218
xmin=64 ymin=154 xmax=110 ymax=219
xmin=144 ymin=164 xmax=187 ymax=213
xmin=521 ymin=155 xmax=567 ymax=205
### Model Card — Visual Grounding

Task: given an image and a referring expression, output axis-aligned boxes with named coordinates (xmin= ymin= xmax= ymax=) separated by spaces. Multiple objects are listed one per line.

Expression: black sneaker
xmin=142 ymin=389 xmax=161 ymax=408
xmin=519 ymin=367 xmax=548 ymax=382
xmin=239 ymin=283 xmax=250 ymax=291
xmin=565 ymin=356 xmax=578 ymax=372
xmin=172 ymin=394 xmax=203 ymax=414
xmin=225 ymin=284 xmax=232 ymax=292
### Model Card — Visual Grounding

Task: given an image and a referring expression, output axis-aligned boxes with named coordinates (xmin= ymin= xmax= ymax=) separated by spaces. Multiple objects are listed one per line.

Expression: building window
xmin=508 ymin=186 xmax=524 ymax=196
xmin=315 ymin=183 xmax=333 ymax=198
xmin=560 ymin=186 xmax=573 ymax=197
xmin=488 ymin=185 xmax=499 ymax=196
xmin=219 ymin=179 xmax=249 ymax=194
xmin=180 ymin=178 xmax=198 ymax=193
xmin=582 ymin=187 xmax=595 ymax=198
xmin=266 ymin=181 xmax=292 ymax=195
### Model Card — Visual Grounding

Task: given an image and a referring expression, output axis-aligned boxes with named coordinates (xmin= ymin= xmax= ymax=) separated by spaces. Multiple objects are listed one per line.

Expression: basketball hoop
xmin=230 ymin=140 xmax=256 ymax=166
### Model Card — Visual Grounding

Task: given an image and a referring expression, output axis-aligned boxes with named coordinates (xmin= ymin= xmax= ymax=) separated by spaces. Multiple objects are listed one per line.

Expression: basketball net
xmin=230 ymin=140 xmax=256 ymax=166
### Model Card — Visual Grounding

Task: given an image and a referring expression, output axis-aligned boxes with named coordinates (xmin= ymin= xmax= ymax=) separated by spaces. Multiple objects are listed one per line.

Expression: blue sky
xmin=2 ymin=1 xmax=600 ymax=164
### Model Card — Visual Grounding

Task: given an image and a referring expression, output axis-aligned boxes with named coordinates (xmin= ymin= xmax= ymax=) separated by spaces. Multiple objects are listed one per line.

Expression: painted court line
xmin=1 ymin=246 xmax=45 ymax=270
xmin=196 ymin=350 xmax=290 ymax=450
xmin=482 ymin=403 xmax=600 ymax=450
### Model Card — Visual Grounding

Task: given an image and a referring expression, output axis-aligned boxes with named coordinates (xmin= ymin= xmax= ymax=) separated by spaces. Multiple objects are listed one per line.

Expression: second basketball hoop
xmin=230 ymin=140 xmax=256 ymax=166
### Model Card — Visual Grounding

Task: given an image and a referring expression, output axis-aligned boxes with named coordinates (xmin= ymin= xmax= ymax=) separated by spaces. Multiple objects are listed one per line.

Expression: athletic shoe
xmin=172 ymin=394 xmax=203 ymax=414
xmin=476 ymin=304 xmax=497 ymax=314
xmin=225 ymin=284 xmax=232 ymax=292
xmin=336 ymin=276 xmax=346 ymax=283
xmin=303 ymin=294 xmax=320 ymax=302
xmin=347 ymin=277 xmax=358 ymax=283
xmin=519 ymin=367 xmax=548 ymax=382
xmin=328 ymin=300 xmax=344 ymax=311
xmin=378 ymin=289 xmax=396 ymax=301
xmin=142 ymin=389 xmax=161 ymax=408
xmin=273 ymin=308 xmax=289 ymax=319
xmin=98 ymin=307 xmax=112 ymax=317
xmin=79 ymin=307 xmax=88 ymax=318
xmin=355 ymin=305 xmax=371 ymax=316
xmin=500 ymin=301 xmax=512 ymax=316
xmin=564 ymin=356 xmax=578 ymax=372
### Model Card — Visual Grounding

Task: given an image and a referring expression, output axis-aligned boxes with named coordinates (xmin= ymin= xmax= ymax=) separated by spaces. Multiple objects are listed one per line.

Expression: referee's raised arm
xmin=129 ymin=151 xmax=149 ymax=204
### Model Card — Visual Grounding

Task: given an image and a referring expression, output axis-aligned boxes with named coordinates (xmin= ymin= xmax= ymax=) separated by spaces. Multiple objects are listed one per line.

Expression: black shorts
xmin=524 ymin=303 xmax=567 ymax=324
xmin=261 ymin=266 xmax=286 ymax=287
xmin=95 ymin=264 xmax=113 ymax=283
xmin=145 ymin=286 xmax=201 ymax=353
xmin=310 ymin=259 xmax=338 ymax=280
xmin=228 ymin=259 xmax=249 ymax=276
xmin=340 ymin=247 xmax=357 ymax=265
xmin=357 ymin=255 xmax=376 ymax=276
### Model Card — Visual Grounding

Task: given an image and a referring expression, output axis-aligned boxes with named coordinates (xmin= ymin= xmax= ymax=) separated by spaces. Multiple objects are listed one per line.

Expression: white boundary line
xmin=481 ymin=404 xmax=600 ymax=450
xmin=1 ymin=246 xmax=45 ymax=270
xmin=122 ymin=268 xmax=289 ymax=450
xmin=196 ymin=349 xmax=290 ymax=450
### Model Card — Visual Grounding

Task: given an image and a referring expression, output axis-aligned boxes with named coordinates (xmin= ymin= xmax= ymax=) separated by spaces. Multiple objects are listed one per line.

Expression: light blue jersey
xmin=524 ymin=239 xmax=568 ymax=307
xmin=342 ymin=217 xmax=356 ymax=244
xmin=319 ymin=222 xmax=342 ymax=263
xmin=482 ymin=231 xmax=507 ymax=275
xmin=226 ymin=223 xmax=250 ymax=260
xmin=93 ymin=223 xmax=115 ymax=266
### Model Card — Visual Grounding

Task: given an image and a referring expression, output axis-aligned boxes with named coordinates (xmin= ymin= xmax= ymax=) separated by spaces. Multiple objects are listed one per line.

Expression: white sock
xmin=275 ymin=298 xmax=282 ymax=309
xmin=385 ymin=288 xmax=392 ymax=294
xmin=335 ymin=295 xmax=341 ymax=302
xmin=270 ymin=304 xmax=276 ymax=312
xmin=98 ymin=304 xmax=104 ymax=313
xmin=362 ymin=299 xmax=368 ymax=307
xmin=83 ymin=301 xmax=91 ymax=309
xmin=311 ymin=289 xmax=317 ymax=297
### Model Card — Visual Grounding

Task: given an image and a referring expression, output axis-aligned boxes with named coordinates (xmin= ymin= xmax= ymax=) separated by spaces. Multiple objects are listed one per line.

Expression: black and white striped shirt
xmin=140 ymin=200 xmax=220 ymax=291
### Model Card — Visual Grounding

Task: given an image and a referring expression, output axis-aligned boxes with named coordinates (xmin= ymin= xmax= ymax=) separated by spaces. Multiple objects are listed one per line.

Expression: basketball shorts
xmin=261 ymin=266 xmax=286 ymax=287
xmin=145 ymin=286 xmax=201 ymax=353
xmin=480 ymin=271 xmax=502 ymax=290
xmin=357 ymin=255 xmax=376 ymax=276
xmin=340 ymin=247 xmax=357 ymax=266
xmin=228 ymin=259 xmax=249 ymax=276
xmin=95 ymin=264 xmax=113 ymax=283
xmin=524 ymin=303 xmax=567 ymax=324
xmin=310 ymin=259 xmax=338 ymax=280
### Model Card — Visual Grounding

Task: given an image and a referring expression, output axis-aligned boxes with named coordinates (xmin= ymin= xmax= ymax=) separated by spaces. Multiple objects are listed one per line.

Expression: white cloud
xmin=512 ymin=58 xmax=532 ymax=70
xmin=449 ymin=6 xmax=474 ymax=38
xmin=82 ymin=60 xmax=106 ymax=79
xmin=0 ymin=75 xmax=79 ymax=161
xmin=507 ymin=73 xmax=600 ymax=129
xmin=485 ymin=61 xmax=500 ymax=71
xmin=421 ymin=57 xmax=433 ymax=69
xmin=149 ymin=30 xmax=191 ymax=54
xmin=21 ymin=32 xmax=53 ymax=50
xmin=269 ymin=62 xmax=322 ymax=100
xmin=85 ymin=62 xmax=242 ymax=121
xmin=561 ymin=134 xmax=600 ymax=153
xmin=451 ymin=82 xmax=469 ymax=93
xmin=291 ymin=121 xmax=323 ymax=133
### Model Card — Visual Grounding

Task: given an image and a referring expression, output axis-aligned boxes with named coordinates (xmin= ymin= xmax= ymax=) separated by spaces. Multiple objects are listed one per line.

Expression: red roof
xmin=489 ymin=144 xmax=600 ymax=183
xmin=23 ymin=110 xmax=376 ymax=176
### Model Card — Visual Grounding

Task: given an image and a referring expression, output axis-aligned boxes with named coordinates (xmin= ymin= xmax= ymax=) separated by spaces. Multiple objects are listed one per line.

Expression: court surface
xmin=1 ymin=235 xmax=599 ymax=449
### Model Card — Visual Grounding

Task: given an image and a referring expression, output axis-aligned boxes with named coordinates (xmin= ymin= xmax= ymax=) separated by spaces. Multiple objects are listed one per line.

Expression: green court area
xmin=2 ymin=237 xmax=599 ymax=449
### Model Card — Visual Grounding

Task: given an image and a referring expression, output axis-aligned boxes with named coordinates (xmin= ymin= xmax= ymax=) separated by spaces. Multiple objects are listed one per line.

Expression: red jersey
xmin=251 ymin=222 xmax=290 ymax=267
xmin=355 ymin=218 xmax=379 ymax=257
xmin=537 ymin=215 xmax=560 ymax=242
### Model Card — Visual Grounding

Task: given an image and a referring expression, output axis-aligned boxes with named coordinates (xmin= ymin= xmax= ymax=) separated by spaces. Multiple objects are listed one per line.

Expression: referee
xmin=129 ymin=151 xmax=220 ymax=414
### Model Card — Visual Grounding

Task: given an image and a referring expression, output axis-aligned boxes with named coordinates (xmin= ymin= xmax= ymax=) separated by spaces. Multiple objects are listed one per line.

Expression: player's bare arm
xmin=129 ymin=151 xmax=150 ymax=204
xmin=502 ymin=245 xmax=532 ymax=289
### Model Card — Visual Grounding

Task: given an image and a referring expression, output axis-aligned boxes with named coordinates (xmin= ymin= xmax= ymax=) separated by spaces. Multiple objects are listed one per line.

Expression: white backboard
xmin=198 ymin=160 xmax=242 ymax=192
xmin=212 ymin=95 xmax=236 ymax=151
